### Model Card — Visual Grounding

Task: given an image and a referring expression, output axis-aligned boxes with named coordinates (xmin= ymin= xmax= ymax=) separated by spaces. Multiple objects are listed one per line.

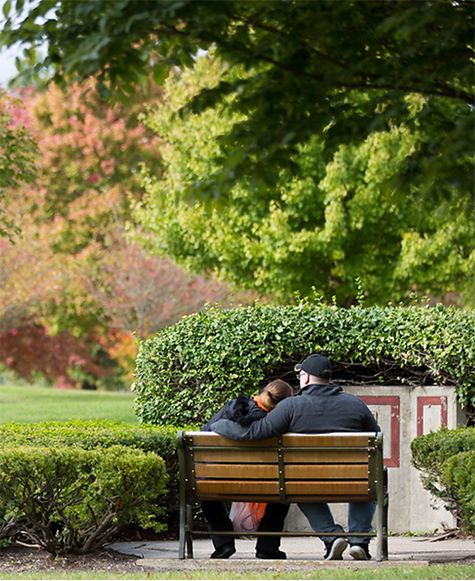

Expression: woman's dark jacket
xmin=202 ymin=395 xmax=266 ymax=431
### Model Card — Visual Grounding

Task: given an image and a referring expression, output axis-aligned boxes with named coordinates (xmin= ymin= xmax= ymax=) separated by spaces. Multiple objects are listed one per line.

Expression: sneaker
xmin=323 ymin=537 xmax=348 ymax=560
xmin=349 ymin=543 xmax=371 ymax=560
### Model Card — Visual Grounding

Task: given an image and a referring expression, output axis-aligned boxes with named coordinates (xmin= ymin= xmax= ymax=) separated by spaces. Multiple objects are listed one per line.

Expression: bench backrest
xmin=178 ymin=431 xmax=383 ymax=504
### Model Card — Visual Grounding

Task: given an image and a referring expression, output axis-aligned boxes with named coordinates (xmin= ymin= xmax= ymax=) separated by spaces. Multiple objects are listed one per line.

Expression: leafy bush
xmin=411 ymin=426 xmax=475 ymax=532
xmin=441 ymin=451 xmax=475 ymax=532
xmin=0 ymin=445 xmax=167 ymax=554
xmin=133 ymin=304 xmax=475 ymax=426
xmin=0 ymin=420 xmax=178 ymax=457
xmin=0 ymin=420 xmax=187 ymax=543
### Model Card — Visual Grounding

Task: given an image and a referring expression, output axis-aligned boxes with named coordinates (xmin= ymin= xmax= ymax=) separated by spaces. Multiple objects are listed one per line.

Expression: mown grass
xmin=0 ymin=563 xmax=474 ymax=580
xmin=0 ymin=381 xmax=138 ymax=424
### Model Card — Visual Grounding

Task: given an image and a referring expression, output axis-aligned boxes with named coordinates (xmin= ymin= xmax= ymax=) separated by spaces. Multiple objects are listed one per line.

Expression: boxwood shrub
xmin=442 ymin=451 xmax=475 ymax=532
xmin=0 ymin=420 xmax=190 ymax=549
xmin=133 ymin=304 xmax=475 ymax=426
xmin=0 ymin=445 xmax=167 ymax=554
xmin=411 ymin=426 xmax=475 ymax=532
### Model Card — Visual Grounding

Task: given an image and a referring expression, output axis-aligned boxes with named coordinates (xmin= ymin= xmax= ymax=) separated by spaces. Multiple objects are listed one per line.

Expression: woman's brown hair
xmin=258 ymin=379 xmax=293 ymax=411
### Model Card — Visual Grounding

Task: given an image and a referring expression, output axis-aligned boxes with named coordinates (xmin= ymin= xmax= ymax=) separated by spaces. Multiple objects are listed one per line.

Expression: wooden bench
xmin=177 ymin=430 xmax=388 ymax=560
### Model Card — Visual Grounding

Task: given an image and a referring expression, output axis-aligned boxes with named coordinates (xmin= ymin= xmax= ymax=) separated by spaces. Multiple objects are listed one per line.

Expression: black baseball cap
xmin=295 ymin=354 xmax=332 ymax=377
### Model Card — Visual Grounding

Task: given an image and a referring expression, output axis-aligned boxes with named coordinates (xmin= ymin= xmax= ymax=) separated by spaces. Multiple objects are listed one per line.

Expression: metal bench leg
xmin=179 ymin=500 xmax=186 ymax=559
xmin=179 ymin=502 xmax=194 ymax=558
xmin=382 ymin=479 xmax=389 ymax=560
xmin=178 ymin=503 xmax=186 ymax=559
xmin=186 ymin=504 xmax=194 ymax=558
xmin=375 ymin=468 xmax=389 ymax=561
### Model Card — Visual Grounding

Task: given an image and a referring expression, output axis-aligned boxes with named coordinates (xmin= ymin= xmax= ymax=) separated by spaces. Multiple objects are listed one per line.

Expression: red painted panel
xmin=417 ymin=396 xmax=448 ymax=437
xmin=360 ymin=396 xmax=400 ymax=468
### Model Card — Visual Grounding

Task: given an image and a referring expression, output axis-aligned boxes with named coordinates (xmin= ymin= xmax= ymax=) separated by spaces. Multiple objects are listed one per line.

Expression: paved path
xmin=110 ymin=536 xmax=475 ymax=571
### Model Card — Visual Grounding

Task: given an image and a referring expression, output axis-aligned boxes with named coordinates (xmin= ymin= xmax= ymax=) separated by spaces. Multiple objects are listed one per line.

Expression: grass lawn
xmin=0 ymin=563 xmax=474 ymax=580
xmin=0 ymin=381 xmax=138 ymax=424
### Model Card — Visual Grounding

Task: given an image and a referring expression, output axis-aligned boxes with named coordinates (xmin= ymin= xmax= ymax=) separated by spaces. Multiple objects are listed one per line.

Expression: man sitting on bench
xmin=211 ymin=353 xmax=380 ymax=561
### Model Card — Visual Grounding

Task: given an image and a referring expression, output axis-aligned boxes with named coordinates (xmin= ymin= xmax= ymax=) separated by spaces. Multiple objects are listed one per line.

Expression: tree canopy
xmin=136 ymin=54 xmax=475 ymax=306
xmin=2 ymin=0 xmax=473 ymax=308
xmin=1 ymin=0 xmax=473 ymax=197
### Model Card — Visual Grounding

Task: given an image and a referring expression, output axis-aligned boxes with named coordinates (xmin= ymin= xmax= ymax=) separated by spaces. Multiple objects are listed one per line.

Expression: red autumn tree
xmin=1 ymin=80 xmax=250 ymax=387
xmin=86 ymin=229 xmax=239 ymax=339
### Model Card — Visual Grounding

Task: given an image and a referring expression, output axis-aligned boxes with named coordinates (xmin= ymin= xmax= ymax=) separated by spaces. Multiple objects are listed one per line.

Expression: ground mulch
xmin=0 ymin=545 xmax=147 ymax=575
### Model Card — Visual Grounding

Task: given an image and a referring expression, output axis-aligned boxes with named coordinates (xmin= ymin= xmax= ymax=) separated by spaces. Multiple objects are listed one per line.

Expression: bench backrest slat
xmin=194 ymin=450 xmax=278 ymax=463
xmin=179 ymin=431 xmax=381 ymax=505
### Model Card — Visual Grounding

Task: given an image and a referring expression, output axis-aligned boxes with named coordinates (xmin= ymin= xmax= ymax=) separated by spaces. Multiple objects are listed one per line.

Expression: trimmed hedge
xmin=133 ymin=304 xmax=475 ymax=426
xmin=411 ymin=426 xmax=475 ymax=532
xmin=0 ymin=420 xmax=178 ymax=456
xmin=0 ymin=420 xmax=187 ymax=552
xmin=0 ymin=445 xmax=167 ymax=554
xmin=442 ymin=451 xmax=475 ymax=532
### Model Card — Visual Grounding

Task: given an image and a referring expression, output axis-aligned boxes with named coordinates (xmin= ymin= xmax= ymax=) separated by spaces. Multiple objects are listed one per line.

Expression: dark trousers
xmin=200 ymin=500 xmax=290 ymax=553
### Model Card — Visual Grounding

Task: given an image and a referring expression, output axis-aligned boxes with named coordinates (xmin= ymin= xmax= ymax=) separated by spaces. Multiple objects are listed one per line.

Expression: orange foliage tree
xmin=0 ymin=81 xmax=247 ymax=388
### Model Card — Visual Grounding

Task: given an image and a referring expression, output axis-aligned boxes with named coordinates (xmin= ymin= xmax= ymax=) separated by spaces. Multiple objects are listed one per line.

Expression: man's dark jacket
xmin=211 ymin=383 xmax=380 ymax=440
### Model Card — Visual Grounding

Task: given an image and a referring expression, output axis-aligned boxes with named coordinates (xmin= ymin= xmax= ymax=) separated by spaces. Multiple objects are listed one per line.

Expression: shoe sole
xmin=349 ymin=546 xmax=369 ymax=560
xmin=325 ymin=538 xmax=348 ymax=560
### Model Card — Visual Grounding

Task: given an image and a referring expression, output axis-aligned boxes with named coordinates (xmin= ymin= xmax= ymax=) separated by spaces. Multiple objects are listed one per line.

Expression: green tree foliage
xmin=137 ymin=55 xmax=474 ymax=305
xmin=2 ymin=1 xmax=473 ymax=306
xmin=0 ymin=90 xmax=37 ymax=241
xmin=1 ymin=0 xmax=472 ymax=196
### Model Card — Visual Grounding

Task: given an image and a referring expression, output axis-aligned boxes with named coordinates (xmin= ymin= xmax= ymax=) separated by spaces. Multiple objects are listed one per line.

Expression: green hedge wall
xmin=133 ymin=304 xmax=475 ymax=426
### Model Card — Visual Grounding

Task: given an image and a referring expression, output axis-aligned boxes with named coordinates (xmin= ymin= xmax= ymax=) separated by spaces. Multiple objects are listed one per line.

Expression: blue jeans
xmin=298 ymin=502 xmax=376 ymax=545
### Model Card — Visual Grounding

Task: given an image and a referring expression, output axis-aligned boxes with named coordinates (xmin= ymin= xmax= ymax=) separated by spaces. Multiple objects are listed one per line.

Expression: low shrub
xmin=133 ymin=304 xmax=475 ymax=426
xmin=0 ymin=420 xmax=178 ymax=456
xmin=441 ymin=451 xmax=475 ymax=532
xmin=411 ymin=426 xmax=475 ymax=532
xmin=0 ymin=445 xmax=167 ymax=554
xmin=0 ymin=420 xmax=191 ymax=544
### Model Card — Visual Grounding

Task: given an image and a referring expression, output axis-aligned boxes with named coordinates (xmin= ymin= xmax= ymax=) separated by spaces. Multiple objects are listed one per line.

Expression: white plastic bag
xmin=229 ymin=501 xmax=267 ymax=532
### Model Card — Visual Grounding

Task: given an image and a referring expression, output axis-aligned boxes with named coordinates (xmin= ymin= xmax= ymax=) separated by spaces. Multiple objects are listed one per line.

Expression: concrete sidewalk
xmin=110 ymin=536 xmax=475 ymax=571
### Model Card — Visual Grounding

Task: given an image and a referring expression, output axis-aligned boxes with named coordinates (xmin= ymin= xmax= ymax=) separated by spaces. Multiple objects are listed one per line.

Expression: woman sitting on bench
xmin=201 ymin=379 xmax=293 ymax=560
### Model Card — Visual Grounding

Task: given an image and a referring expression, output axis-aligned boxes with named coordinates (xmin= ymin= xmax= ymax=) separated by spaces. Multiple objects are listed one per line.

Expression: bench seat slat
xmin=285 ymin=480 xmax=370 ymax=497
xmin=194 ymin=451 xmax=369 ymax=464
xmin=195 ymin=480 xmax=371 ymax=498
xmin=194 ymin=450 xmax=278 ymax=463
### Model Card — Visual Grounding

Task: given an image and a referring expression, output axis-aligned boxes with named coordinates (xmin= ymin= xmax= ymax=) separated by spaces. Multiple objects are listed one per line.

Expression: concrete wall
xmin=284 ymin=384 xmax=467 ymax=533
